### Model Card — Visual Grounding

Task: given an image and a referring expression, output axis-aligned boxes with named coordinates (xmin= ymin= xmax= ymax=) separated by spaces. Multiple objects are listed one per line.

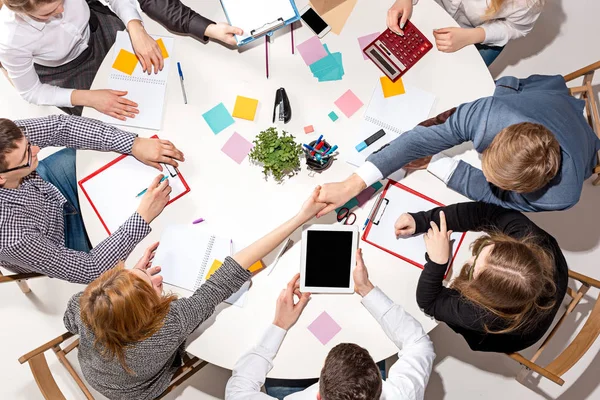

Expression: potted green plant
xmin=249 ymin=127 xmax=302 ymax=182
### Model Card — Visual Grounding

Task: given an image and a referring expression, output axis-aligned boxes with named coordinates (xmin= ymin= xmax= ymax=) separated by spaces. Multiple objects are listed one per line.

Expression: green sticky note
xmin=328 ymin=111 xmax=339 ymax=121
xmin=202 ymin=103 xmax=235 ymax=134
xmin=336 ymin=198 xmax=359 ymax=214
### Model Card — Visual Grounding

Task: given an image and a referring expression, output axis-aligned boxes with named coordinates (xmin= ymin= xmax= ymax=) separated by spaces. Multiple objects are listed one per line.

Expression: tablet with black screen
xmin=300 ymin=224 xmax=359 ymax=293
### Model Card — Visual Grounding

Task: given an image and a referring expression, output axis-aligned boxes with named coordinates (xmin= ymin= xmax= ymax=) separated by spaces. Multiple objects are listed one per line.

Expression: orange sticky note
xmin=156 ymin=38 xmax=169 ymax=59
xmin=112 ymin=49 xmax=138 ymax=75
xmin=248 ymin=260 xmax=264 ymax=273
xmin=380 ymin=76 xmax=405 ymax=98
xmin=232 ymin=96 xmax=259 ymax=121
xmin=205 ymin=259 xmax=223 ymax=280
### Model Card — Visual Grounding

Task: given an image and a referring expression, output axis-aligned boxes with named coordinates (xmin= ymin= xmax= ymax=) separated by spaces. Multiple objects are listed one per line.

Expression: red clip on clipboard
xmin=362 ymin=180 xmax=466 ymax=277
xmin=78 ymin=135 xmax=190 ymax=235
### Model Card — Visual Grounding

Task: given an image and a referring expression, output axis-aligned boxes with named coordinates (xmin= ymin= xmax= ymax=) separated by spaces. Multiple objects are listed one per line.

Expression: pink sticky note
xmin=358 ymin=32 xmax=380 ymax=60
xmin=356 ymin=187 xmax=377 ymax=207
xmin=296 ymin=36 xmax=328 ymax=66
xmin=221 ymin=132 xmax=254 ymax=164
xmin=308 ymin=311 xmax=342 ymax=345
xmin=334 ymin=90 xmax=364 ymax=118
xmin=304 ymin=125 xmax=315 ymax=134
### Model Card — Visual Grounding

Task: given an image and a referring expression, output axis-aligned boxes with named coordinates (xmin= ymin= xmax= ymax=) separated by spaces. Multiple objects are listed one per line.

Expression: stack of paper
xmin=297 ymin=37 xmax=344 ymax=82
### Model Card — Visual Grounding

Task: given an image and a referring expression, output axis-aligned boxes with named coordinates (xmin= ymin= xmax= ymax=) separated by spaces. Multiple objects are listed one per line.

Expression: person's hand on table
xmin=316 ymin=174 xmax=367 ymax=218
xmin=394 ymin=213 xmax=416 ymax=237
xmin=423 ymin=211 xmax=453 ymax=264
xmin=132 ymin=137 xmax=185 ymax=171
xmin=433 ymin=27 xmax=485 ymax=53
xmin=134 ymin=242 xmax=164 ymax=293
xmin=73 ymin=89 xmax=139 ymax=121
xmin=128 ymin=20 xmax=164 ymax=74
xmin=137 ymin=174 xmax=172 ymax=224
xmin=387 ymin=0 xmax=414 ymax=35
xmin=354 ymin=249 xmax=374 ymax=297
xmin=205 ymin=22 xmax=243 ymax=47
xmin=273 ymin=273 xmax=311 ymax=330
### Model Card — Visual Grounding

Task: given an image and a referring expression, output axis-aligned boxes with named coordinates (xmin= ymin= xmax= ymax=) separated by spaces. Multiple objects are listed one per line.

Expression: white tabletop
xmin=80 ymin=0 xmax=494 ymax=379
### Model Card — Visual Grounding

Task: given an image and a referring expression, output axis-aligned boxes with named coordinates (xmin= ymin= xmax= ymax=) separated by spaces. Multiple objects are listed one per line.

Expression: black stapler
xmin=272 ymin=87 xmax=291 ymax=124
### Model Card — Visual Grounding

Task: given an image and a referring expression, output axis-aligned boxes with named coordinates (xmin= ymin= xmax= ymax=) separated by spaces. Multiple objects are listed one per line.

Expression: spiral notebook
xmin=346 ymin=82 xmax=435 ymax=167
xmin=99 ymin=31 xmax=174 ymax=130
xmin=153 ymin=225 xmax=232 ymax=292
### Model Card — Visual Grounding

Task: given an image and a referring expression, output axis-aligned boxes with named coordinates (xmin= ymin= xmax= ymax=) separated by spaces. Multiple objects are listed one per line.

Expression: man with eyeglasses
xmin=0 ymin=114 xmax=184 ymax=284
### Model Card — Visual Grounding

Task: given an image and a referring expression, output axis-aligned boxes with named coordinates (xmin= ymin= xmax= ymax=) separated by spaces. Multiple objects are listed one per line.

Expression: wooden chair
xmin=507 ymin=269 xmax=600 ymax=386
xmin=0 ymin=270 xmax=45 ymax=293
xmin=18 ymin=331 xmax=209 ymax=399
xmin=564 ymin=60 xmax=600 ymax=185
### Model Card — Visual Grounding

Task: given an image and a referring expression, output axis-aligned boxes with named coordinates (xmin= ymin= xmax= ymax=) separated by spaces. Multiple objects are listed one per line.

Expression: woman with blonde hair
xmin=395 ymin=201 xmax=567 ymax=352
xmin=0 ymin=0 xmax=163 ymax=117
xmin=386 ymin=0 xmax=544 ymax=66
xmin=63 ymin=189 xmax=327 ymax=400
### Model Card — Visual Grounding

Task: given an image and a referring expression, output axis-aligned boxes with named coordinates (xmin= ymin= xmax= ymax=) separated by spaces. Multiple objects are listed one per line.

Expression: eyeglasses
xmin=0 ymin=128 xmax=32 ymax=174
xmin=467 ymin=241 xmax=491 ymax=281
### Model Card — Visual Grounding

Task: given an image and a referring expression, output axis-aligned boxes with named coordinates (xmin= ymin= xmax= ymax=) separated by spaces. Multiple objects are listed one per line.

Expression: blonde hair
xmin=79 ymin=263 xmax=177 ymax=374
xmin=450 ymin=233 xmax=557 ymax=334
xmin=1 ymin=0 xmax=58 ymax=13
xmin=481 ymin=122 xmax=561 ymax=193
xmin=484 ymin=0 xmax=545 ymax=19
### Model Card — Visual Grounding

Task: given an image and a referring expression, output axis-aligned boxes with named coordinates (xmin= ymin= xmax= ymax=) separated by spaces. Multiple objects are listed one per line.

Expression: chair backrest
xmin=507 ymin=269 xmax=600 ymax=386
xmin=0 ymin=270 xmax=46 ymax=293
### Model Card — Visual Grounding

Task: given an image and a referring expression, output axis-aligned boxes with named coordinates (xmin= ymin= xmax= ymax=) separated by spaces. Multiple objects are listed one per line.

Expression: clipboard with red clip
xmin=362 ymin=180 xmax=466 ymax=277
xmin=78 ymin=135 xmax=190 ymax=235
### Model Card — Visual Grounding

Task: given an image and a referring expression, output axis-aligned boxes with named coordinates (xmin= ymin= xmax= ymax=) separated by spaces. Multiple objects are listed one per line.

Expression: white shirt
xmin=225 ymin=288 xmax=436 ymax=400
xmin=430 ymin=0 xmax=543 ymax=47
xmin=0 ymin=0 xmax=141 ymax=107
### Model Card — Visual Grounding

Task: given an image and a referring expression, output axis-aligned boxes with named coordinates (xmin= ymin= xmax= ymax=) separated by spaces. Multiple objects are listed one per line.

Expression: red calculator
xmin=363 ymin=21 xmax=432 ymax=82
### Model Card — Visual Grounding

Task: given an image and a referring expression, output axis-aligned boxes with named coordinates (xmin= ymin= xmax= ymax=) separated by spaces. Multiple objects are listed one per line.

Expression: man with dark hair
xmin=226 ymin=250 xmax=435 ymax=399
xmin=0 ymin=114 xmax=184 ymax=284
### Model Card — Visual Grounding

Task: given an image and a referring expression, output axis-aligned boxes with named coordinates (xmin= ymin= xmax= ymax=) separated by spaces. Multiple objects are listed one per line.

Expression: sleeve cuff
xmin=56 ymin=87 xmax=75 ymax=108
xmin=361 ymin=287 xmax=394 ymax=321
xmin=119 ymin=9 xmax=144 ymax=27
xmin=189 ymin=14 xmax=215 ymax=42
xmin=481 ymin=23 xmax=509 ymax=47
xmin=122 ymin=212 xmax=151 ymax=241
xmin=427 ymin=153 xmax=459 ymax=184
xmin=257 ymin=324 xmax=287 ymax=355
xmin=355 ymin=161 xmax=384 ymax=187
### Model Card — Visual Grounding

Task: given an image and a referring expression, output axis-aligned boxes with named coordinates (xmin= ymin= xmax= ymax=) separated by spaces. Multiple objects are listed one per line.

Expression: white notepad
xmin=99 ymin=31 xmax=174 ymax=130
xmin=362 ymin=181 xmax=464 ymax=270
xmin=221 ymin=0 xmax=297 ymax=44
xmin=346 ymin=83 xmax=436 ymax=167
xmin=78 ymin=154 xmax=190 ymax=235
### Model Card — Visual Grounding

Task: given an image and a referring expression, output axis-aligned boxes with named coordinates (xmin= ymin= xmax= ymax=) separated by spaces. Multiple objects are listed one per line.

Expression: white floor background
xmin=2 ymin=0 xmax=600 ymax=399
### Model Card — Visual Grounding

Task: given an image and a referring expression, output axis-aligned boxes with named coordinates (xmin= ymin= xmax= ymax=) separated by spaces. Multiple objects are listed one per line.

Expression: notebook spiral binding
xmin=109 ymin=74 xmax=166 ymax=86
xmin=364 ymin=116 xmax=403 ymax=135
xmin=194 ymin=235 xmax=216 ymax=290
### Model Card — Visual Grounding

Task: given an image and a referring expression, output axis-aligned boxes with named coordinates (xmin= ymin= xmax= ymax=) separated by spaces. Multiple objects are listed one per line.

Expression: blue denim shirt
xmin=367 ymin=75 xmax=600 ymax=211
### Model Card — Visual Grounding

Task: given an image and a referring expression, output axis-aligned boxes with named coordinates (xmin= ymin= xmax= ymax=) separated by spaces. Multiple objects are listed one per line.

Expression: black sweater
xmin=411 ymin=202 xmax=568 ymax=353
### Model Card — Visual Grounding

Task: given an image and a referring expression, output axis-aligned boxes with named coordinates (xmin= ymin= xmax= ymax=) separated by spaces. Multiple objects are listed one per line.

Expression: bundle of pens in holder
xmin=303 ymin=135 xmax=338 ymax=172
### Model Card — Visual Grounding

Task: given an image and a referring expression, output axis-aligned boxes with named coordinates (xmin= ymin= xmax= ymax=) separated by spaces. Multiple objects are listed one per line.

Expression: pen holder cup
xmin=305 ymin=140 xmax=334 ymax=172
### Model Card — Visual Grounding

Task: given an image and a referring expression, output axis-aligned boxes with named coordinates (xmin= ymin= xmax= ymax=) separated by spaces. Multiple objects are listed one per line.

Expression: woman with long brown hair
xmin=63 ymin=189 xmax=327 ymax=400
xmin=394 ymin=201 xmax=568 ymax=353
xmin=386 ymin=0 xmax=545 ymax=66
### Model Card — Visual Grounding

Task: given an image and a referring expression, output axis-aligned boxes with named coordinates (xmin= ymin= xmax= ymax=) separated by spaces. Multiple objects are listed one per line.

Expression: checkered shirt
xmin=0 ymin=115 xmax=151 ymax=284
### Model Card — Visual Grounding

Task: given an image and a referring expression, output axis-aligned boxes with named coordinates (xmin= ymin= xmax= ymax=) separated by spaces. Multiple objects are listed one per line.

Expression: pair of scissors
xmin=336 ymin=207 xmax=357 ymax=225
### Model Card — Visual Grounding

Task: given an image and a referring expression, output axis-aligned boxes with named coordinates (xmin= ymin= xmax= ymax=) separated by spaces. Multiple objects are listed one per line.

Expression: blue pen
xmin=362 ymin=218 xmax=369 ymax=231
xmin=303 ymin=143 xmax=323 ymax=153
xmin=177 ymin=62 xmax=188 ymax=104
xmin=325 ymin=144 xmax=338 ymax=155
xmin=136 ymin=175 xmax=168 ymax=198
xmin=314 ymin=135 xmax=323 ymax=147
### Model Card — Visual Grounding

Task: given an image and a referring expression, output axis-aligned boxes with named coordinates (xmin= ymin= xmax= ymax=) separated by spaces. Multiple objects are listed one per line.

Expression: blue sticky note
xmin=328 ymin=111 xmax=338 ymax=121
xmin=310 ymin=45 xmax=344 ymax=82
xmin=202 ymin=103 xmax=235 ymax=134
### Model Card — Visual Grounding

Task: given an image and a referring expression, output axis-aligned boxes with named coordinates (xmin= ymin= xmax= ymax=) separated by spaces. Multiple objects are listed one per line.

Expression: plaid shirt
xmin=0 ymin=115 xmax=151 ymax=284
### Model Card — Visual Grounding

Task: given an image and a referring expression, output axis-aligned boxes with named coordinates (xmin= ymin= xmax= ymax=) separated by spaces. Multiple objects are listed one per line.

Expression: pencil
xmin=265 ymin=36 xmax=269 ymax=79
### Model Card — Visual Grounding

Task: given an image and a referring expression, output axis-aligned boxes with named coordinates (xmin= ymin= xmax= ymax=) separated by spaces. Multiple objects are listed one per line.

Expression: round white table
xmin=80 ymin=0 xmax=495 ymax=379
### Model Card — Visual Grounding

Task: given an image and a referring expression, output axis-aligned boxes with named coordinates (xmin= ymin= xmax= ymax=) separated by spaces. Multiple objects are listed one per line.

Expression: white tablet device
xmin=300 ymin=224 xmax=359 ymax=294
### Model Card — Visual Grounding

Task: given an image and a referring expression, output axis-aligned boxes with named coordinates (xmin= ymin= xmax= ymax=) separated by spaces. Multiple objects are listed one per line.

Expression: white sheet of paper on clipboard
xmin=362 ymin=180 xmax=466 ymax=277
xmin=220 ymin=0 xmax=300 ymax=45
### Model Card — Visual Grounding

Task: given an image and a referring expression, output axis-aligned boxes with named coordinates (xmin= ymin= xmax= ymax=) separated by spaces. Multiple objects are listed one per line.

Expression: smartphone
xmin=300 ymin=5 xmax=331 ymax=38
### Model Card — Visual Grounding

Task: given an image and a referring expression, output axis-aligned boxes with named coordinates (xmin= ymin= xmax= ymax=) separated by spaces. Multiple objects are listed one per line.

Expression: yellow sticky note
xmin=232 ymin=96 xmax=259 ymax=121
xmin=248 ymin=260 xmax=264 ymax=273
xmin=156 ymin=38 xmax=169 ymax=59
xmin=380 ymin=76 xmax=405 ymax=98
xmin=205 ymin=259 xmax=223 ymax=280
xmin=112 ymin=49 xmax=138 ymax=75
